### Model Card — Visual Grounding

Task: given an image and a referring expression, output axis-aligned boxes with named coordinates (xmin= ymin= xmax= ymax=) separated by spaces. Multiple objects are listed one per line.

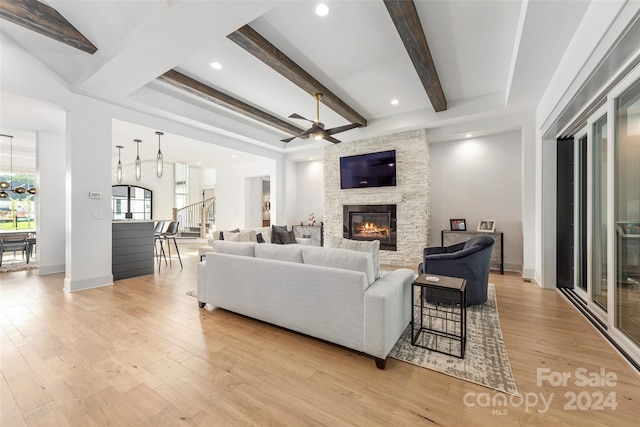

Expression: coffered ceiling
xmin=0 ymin=0 xmax=592 ymax=169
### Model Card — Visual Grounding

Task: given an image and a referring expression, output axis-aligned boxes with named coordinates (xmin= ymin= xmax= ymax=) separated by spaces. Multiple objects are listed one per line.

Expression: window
xmin=111 ymin=185 xmax=152 ymax=220
xmin=175 ymin=163 xmax=189 ymax=209
xmin=0 ymin=173 xmax=36 ymax=230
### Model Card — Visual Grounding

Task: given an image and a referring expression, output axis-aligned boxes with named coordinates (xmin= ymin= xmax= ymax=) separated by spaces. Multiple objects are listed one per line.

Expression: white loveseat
xmin=196 ymin=240 xmax=416 ymax=369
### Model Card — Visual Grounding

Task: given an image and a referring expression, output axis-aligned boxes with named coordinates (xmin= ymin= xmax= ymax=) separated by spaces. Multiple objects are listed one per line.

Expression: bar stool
xmin=159 ymin=221 xmax=183 ymax=269
xmin=153 ymin=221 xmax=165 ymax=267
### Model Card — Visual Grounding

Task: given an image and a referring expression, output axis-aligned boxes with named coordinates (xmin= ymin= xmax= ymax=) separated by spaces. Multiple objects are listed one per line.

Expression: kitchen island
xmin=112 ymin=220 xmax=154 ymax=280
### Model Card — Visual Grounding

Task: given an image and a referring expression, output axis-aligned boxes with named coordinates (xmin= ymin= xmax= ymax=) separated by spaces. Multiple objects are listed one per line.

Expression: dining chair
xmin=0 ymin=234 xmax=30 ymax=267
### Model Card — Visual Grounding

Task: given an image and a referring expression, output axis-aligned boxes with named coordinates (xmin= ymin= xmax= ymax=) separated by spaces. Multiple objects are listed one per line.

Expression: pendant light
xmin=134 ymin=139 xmax=142 ymax=181
xmin=0 ymin=134 xmax=11 ymax=198
xmin=116 ymin=145 xmax=123 ymax=183
xmin=0 ymin=133 xmax=35 ymax=196
xmin=27 ymin=174 xmax=36 ymax=195
xmin=155 ymin=131 xmax=164 ymax=177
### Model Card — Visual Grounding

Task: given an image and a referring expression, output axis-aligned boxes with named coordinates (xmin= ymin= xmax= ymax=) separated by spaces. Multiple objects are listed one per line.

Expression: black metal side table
xmin=411 ymin=274 xmax=467 ymax=358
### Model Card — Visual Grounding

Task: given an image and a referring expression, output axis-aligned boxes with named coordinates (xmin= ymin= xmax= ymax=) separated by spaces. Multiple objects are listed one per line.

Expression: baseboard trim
xmin=36 ymin=264 xmax=65 ymax=275
xmin=64 ymin=274 xmax=113 ymax=292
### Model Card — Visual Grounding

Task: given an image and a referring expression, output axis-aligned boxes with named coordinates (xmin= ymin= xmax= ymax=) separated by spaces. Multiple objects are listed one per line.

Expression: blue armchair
xmin=418 ymin=236 xmax=494 ymax=305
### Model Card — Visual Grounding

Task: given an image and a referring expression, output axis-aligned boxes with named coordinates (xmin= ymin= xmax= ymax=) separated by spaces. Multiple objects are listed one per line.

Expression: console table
xmin=441 ymin=230 xmax=504 ymax=274
xmin=292 ymin=224 xmax=323 ymax=246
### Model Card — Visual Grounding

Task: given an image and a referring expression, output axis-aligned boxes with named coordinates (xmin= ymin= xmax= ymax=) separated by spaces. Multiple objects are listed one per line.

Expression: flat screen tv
xmin=340 ymin=150 xmax=396 ymax=189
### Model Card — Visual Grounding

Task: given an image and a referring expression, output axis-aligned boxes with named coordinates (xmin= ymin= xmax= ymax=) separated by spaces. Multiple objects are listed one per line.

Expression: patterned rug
xmin=389 ymin=283 xmax=518 ymax=396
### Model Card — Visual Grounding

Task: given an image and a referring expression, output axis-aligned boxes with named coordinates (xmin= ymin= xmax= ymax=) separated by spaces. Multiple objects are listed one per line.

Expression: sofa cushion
xmin=225 ymin=230 xmax=256 ymax=242
xmin=253 ymin=226 xmax=272 ymax=243
xmin=216 ymin=228 xmax=241 ymax=241
xmin=324 ymin=235 xmax=381 ymax=279
xmin=212 ymin=240 xmax=256 ymax=257
xmin=255 ymin=243 xmax=304 ymax=263
xmin=256 ymin=233 xmax=265 ymax=243
xmin=302 ymin=246 xmax=375 ymax=285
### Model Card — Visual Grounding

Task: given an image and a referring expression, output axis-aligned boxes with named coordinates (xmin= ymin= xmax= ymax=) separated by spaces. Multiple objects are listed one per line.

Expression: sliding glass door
xmin=613 ymin=77 xmax=640 ymax=347
xmin=591 ymin=115 xmax=608 ymax=312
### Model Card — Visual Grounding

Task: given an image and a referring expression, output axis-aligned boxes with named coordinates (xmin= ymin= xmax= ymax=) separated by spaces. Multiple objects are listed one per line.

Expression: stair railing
xmin=172 ymin=197 xmax=215 ymax=238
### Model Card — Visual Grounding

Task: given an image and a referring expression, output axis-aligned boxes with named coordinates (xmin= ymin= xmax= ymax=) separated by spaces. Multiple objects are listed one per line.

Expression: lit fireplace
xmin=344 ymin=204 xmax=397 ymax=251
xmin=350 ymin=213 xmax=391 ymax=243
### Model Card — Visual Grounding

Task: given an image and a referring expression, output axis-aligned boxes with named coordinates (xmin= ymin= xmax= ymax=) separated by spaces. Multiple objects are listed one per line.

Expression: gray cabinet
xmin=441 ymin=230 xmax=504 ymax=274
xmin=112 ymin=221 xmax=154 ymax=280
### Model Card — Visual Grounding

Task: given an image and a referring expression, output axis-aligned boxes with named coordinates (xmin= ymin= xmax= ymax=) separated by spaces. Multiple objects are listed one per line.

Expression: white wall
xmin=36 ymin=131 xmax=65 ymax=274
xmin=430 ymin=131 xmax=523 ymax=272
xmin=295 ymin=160 xmax=324 ymax=226
xmin=245 ymin=176 xmax=263 ymax=229
xmin=215 ymin=160 xmax=276 ymax=230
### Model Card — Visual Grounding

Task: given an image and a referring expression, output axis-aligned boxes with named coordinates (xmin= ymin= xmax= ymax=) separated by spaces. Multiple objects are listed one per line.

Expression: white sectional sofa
xmin=197 ymin=240 xmax=416 ymax=369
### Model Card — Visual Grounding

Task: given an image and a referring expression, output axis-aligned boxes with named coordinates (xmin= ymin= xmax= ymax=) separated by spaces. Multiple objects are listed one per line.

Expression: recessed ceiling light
xmin=231 ymin=154 xmax=237 ymax=158
xmin=309 ymin=157 xmax=313 ymax=161
xmin=315 ymin=3 xmax=330 ymax=16
xmin=391 ymin=99 xmax=399 ymax=105
xmin=466 ymin=134 xmax=472 ymax=138
xmin=209 ymin=62 xmax=222 ymax=70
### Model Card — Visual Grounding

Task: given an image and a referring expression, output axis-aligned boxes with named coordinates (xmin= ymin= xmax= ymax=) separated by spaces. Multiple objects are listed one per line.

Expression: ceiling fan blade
xmin=289 ymin=113 xmax=313 ymax=122
xmin=281 ymin=127 xmax=314 ymax=143
xmin=325 ymin=123 xmax=361 ymax=136
xmin=324 ymin=135 xmax=341 ymax=144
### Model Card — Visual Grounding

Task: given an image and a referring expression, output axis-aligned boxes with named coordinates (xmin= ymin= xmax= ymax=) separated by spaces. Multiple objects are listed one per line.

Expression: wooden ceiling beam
xmin=383 ymin=0 xmax=447 ymax=112
xmin=228 ymin=25 xmax=367 ymax=127
xmin=0 ymin=0 xmax=97 ymax=54
xmin=157 ymin=69 xmax=307 ymax=137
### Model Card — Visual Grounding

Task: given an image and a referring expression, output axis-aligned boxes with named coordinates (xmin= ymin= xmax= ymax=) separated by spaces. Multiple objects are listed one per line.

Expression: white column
xmin=64 ymin=105 xmax=113 ymax=292
xmin=35 ymin=131 xmax=66 ymax=274
xmin=521 ymin=114 xmax=537 ymax=280
xmin=539 ymin=134 xmax=557 ymax=289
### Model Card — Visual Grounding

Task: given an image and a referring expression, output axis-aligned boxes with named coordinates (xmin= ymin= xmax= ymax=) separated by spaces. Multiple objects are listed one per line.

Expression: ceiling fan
xmin=281 ymin=93 xmax=361 ymax=144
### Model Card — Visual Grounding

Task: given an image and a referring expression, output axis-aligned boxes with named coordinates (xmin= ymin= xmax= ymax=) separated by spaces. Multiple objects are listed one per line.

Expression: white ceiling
xmin=0 ymin=0 xmax=592 ymax=172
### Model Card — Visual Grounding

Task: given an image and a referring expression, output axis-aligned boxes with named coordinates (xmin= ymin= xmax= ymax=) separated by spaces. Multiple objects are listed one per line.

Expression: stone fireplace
xmin=324 ymin=129 xmax=430 ymax=267
xmin=344 ymin=204 xmax=397 ymax=251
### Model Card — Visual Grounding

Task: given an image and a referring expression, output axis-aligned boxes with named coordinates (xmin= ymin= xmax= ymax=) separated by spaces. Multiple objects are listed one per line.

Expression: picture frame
xmin=449 ymin=218 xmax=467 ymax=231
xmin=616 ymin=221 xmax=640 ymax=237
xmin=477 ymin=220 xmax=496 ymax=232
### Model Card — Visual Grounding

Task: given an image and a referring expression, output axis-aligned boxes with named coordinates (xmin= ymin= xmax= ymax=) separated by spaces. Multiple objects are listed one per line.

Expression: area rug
xmin=389 ymin=283 xmax=518 ymax=396
xmin=0 ymin=260 xmax=38 ymax=273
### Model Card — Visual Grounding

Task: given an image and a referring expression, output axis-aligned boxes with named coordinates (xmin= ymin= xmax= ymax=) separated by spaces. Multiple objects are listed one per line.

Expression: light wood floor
xmin=1 ymin=244 xmax=639 ymax=426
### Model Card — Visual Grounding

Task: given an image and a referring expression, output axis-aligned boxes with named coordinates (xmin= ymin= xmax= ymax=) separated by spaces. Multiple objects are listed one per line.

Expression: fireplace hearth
xmin=344 ymin=204 xmax=397 ymax=251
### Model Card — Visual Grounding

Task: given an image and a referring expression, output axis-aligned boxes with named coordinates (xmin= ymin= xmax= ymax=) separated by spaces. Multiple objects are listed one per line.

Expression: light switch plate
xmin=89 ymin=192 xmax=101 ymax=199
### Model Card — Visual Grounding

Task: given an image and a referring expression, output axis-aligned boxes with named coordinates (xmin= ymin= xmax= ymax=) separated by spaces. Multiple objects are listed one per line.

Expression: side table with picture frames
xmin=411 ymin=274 xmax=467 ymax=358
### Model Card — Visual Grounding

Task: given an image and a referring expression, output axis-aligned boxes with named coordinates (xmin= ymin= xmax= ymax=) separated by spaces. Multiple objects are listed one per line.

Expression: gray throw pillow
xmin=272 ymin=225 xmax=296 ymax=244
